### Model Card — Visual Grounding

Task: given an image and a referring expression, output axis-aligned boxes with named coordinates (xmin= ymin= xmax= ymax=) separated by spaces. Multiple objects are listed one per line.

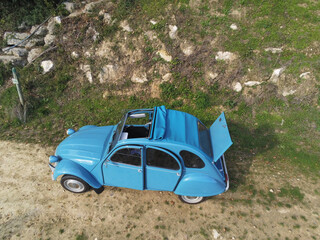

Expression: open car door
xmin=210 ymin=112 xmax=233 ymax=162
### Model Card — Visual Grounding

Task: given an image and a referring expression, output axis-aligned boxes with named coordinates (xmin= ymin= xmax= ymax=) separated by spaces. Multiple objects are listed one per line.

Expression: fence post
xmin=12 ymin=68 xmax=27 ymax=123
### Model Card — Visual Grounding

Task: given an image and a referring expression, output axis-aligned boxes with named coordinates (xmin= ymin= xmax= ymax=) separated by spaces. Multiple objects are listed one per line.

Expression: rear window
xmin=197 ymin=121 xmax=213 ymax=157
xmin=180 ymin=151 xmax=205 ymax=168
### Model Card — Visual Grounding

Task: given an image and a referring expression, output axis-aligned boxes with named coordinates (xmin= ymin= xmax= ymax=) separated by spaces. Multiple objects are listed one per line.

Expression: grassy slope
xmin=0 ymin=0 xmax=319 ymax=178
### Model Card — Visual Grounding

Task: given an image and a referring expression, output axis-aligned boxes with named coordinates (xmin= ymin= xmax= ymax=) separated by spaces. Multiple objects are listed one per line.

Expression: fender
xmin=79 ymin=125 xmax=97 ymax=131
xmin=174 ymin=173 xmax=226 ymax=197
xmin=53 ymin=159 xmax=102 ymax=189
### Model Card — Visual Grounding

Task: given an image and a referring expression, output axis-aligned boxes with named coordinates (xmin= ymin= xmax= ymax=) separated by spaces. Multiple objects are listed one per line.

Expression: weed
xmin=278 ymin=185 xmax=304 ymax=202
xmin=75 ymin=232 xmax=87 ymax=240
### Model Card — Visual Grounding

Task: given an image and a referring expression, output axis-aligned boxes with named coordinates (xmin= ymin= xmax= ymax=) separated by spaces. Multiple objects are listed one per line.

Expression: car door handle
xmin=177 ymin=173 xmax=181 ymax=176
xmin=138 ymin=169 xmax=142 ymax=173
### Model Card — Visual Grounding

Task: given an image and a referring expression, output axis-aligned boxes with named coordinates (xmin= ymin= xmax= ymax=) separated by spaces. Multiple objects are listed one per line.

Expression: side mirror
xmin=129 ymin=113 xmax=146 ymax=118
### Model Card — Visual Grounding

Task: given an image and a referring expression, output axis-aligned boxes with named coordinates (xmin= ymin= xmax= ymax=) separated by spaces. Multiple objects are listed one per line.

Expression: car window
xmin=180 ymin=150 xmax=205 ymax=168
xmin=146 ymin=148 xmax=179 ymax=170
xmin=110 ymin=148 xmax=141 ymax=166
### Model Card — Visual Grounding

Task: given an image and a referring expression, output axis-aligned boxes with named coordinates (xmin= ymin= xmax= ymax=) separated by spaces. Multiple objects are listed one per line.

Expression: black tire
xmin=60 ymin=175 xmax=90 ymax=193
xmin=178 ymin=195 xmax=205 ymax=204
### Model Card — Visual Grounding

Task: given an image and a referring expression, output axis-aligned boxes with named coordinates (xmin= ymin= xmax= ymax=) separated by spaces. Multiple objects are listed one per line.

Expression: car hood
xmin=55 ymin=125 xmax=115 ymax=170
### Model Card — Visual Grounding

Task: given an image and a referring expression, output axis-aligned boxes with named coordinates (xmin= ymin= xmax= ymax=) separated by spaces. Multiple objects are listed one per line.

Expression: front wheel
xmin=179 ymin=195 xmax=204 ymax=204
xmin=61 ymin=175 xmax=90 ymax=193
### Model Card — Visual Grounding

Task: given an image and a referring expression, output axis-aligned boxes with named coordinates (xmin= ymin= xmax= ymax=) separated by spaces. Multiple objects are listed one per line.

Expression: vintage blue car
xmin=49 ymin=106 xmax=232 ymax=204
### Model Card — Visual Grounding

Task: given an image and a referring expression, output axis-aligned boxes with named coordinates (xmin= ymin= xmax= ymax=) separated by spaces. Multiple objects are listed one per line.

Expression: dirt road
xmin=0 ymin=141 xmax=319 ymax=240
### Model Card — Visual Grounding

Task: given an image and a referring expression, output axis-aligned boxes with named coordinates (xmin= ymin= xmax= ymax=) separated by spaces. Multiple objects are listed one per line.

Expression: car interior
xmin=121 ymin=111 xmax=153 ymax=139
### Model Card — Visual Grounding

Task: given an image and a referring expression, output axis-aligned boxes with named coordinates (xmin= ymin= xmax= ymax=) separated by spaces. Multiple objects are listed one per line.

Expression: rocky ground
xmin=0 ymin=140 xmax=319 ymax=240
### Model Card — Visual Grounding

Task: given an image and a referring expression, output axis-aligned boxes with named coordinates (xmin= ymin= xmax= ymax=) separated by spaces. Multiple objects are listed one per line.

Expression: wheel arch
xmin=53 ymin=159 xmax=102 ymax=189
xmin=174 ymin=173 xmax=226 ymax=197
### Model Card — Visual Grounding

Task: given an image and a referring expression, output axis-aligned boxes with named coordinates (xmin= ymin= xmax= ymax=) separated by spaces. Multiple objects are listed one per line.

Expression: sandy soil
xmin=0 ymin=140 xmax=319 ymax=240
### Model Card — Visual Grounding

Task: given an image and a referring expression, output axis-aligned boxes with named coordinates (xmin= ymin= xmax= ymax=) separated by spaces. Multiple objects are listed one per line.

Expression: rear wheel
xmin=179 ymin=195 xmax=204 ymax=204
xmin=61 ymin=175 xmax=90 ymax=193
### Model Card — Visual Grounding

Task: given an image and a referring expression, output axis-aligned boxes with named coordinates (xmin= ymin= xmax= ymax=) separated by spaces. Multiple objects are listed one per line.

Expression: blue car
xmin=49 ymin=106 xmax=232 ymax=204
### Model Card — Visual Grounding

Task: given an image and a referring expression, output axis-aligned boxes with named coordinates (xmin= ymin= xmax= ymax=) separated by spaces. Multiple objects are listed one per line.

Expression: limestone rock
xmin=120 ymin=20 xmax=133 ymax=32
xmin=83 ymin=0 xmax=104 ymax=13
xmin=41 ymin=60 xmax=54 ymax=73
xmin=169 ymin=25 xmax=178 ymax=39
xmin=44 ymin=34 xmax=56 ymax=46
xmin=103 ymin=13 xmax=112 ymax=24
xmin=47 ymin=16 xmax=61 ymax=35
xmin=230 ymin=24 xmax=238 ymax=30
xmin=282 ymin=89 xmax=296 ymax=97
xmin=157 ymin=49 xmax=172 ymax=62
xmin=4 ymin=32 xmax=29 ymax=46
xmin=299 ymin=72 xmax=310 ymax=79
xmin=25 ymin=38 xmax=45 ymax=50
xmin=150 ymin=20 xmax=157 ymax=25
xmin=162 ymin=73 xmax=173 ymax=82
xmin=63 ymin=2 xmax=75 ymax=13
xmin=80 ymin=64 xmax=93 ymax=83
xmin=233 ymin=82 xmax=242 ymax=92
xmin=215 ymin=51 xmax=237 ymax=61
xmin=144 ymin=31 xmax=157 ymax=40
xmin=208 ymin=72 xmax=218 ymax=80
xmin=0 ymin=55 xmax=26 ymax=66
xmin=2 ymin=47 xmax=28 ymax=57
xmin=180 ymin=41 xmax=194 ymax=56
xmin=131 ymin=72 xmax=148 ymax=83
xmin=265 ymin=47 xmax=283 ymax=53
xmin=244 ymin=81 xmax=261 ymax=87
xmin=86 ymin=26 xmax=99 ymax=41
xmin=30 ymin=25 xmax=48 ymax=36
xmin=98 ymin=65 xmax=118 ymax=83
xmin=27 ymin=48 xmax=43 ymax=63
xmin=212 ymin=229 xmax=220 ymax=239
xmin=270 ymin=67 xmax=285 ymax=83
xmin=71 ymin=51 xmax=79 ymax=59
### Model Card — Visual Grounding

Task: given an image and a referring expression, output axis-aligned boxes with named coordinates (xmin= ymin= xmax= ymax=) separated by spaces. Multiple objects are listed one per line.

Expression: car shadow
xmin=225 ymin=120 xmax=279 ymax=192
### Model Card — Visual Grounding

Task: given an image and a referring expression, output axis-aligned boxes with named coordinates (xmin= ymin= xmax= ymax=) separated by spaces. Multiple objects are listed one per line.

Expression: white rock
xmin=103 ymin=13 xmax=112 ymax=24
xmin=233 ymin=82 xmax=242 ymax=92
xmin=265 ymin=47 xmax=283 ymax=53
xmin=212 ymin=229 xmax=220 ymax=239
xmin=44 ymin=34 xmax=56 ymax=45
xmin=84 ymin=51 xmax=91 ymax=58
xmin=0 ymin=55 xmax=26 ymax=66
xmin=282 ymin=89 xmax=296 ymax=97
xmin=270 ymin=67 xmax=285 ymax=83
xmin=83 ymin=0 xmax=104 ymax=13
xmin=144 ymin=31 xmax=157 ymax=40
xmin=162 ymin=73 xmax=172 ymax=82
xmin=157 ymin=49 xmax=172 ymax=62
xmin=208 ymin=72 xmax=218 ymax=80
xmin=63 ymin=2 xmax=75 ymax=13
xmin=41 ymin=60 xmax=54 ymax=73
xmin=80 ymin=64 xmax=93 ymax=83
xmin=215 ymin=51 xmax=237 ymax=61
xmin=230 ymin=24 xmax=238 ymax=30
xmin=86 ymin=26 xmax=99 ymax=41
xmin=131 ymin=72 xmax=148 ymax=83
xmin=98 ymin=65 xmax=118 ymax=83
xmin=27 ymin=48 xmax=43 ymax=63
xmin=150 ymin=20 xmax=157 ymax=25
xmin=180 ymin=41 xmax=194 ymax=56
xmin=4 ymin=32 xmax=29 ymax=46
xmin=169 ymin=25 xmax=178 ymax=39
xmin=269 ymin=189 xmax=274 ymax=193
xmin=299 ymin=72 xmax=310 ymax=79
xmin=71 ymin=51 xmax=79 ymax=59
xmin=120 ymin=20 xmax=133 ymax=32
xmin=25 ymin=38 xmax=45 ymax=50
xmin=2 ymin=47 xmax=28 ymax=57
xmin=278 ymin=208 xmax=290 ymax=214
xmin=30 ymin=25 xmax=48 ymax=36
xmin=244 ymin=81 xmax=261 ymax=87
xmin=47 ymin=16 xmax=62 ymax=35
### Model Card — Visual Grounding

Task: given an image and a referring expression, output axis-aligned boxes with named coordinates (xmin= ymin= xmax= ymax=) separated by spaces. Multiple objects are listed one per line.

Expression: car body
xmin=49 ymin=106 xmax=233 ymax=204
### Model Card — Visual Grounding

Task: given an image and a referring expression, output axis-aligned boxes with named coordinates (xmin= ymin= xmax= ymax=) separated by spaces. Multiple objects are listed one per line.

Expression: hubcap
xmin=64 ymin=179 xmax=85 ymax=193
xmin=181 ymin=196 xmax=203 ymax=204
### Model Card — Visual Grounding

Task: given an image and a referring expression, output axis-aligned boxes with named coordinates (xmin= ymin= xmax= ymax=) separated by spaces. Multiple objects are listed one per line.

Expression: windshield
xmin=109 ymin=114 xmax=126 ymax=152
xmin=198 ymin=121 xmax=213 ymax=157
